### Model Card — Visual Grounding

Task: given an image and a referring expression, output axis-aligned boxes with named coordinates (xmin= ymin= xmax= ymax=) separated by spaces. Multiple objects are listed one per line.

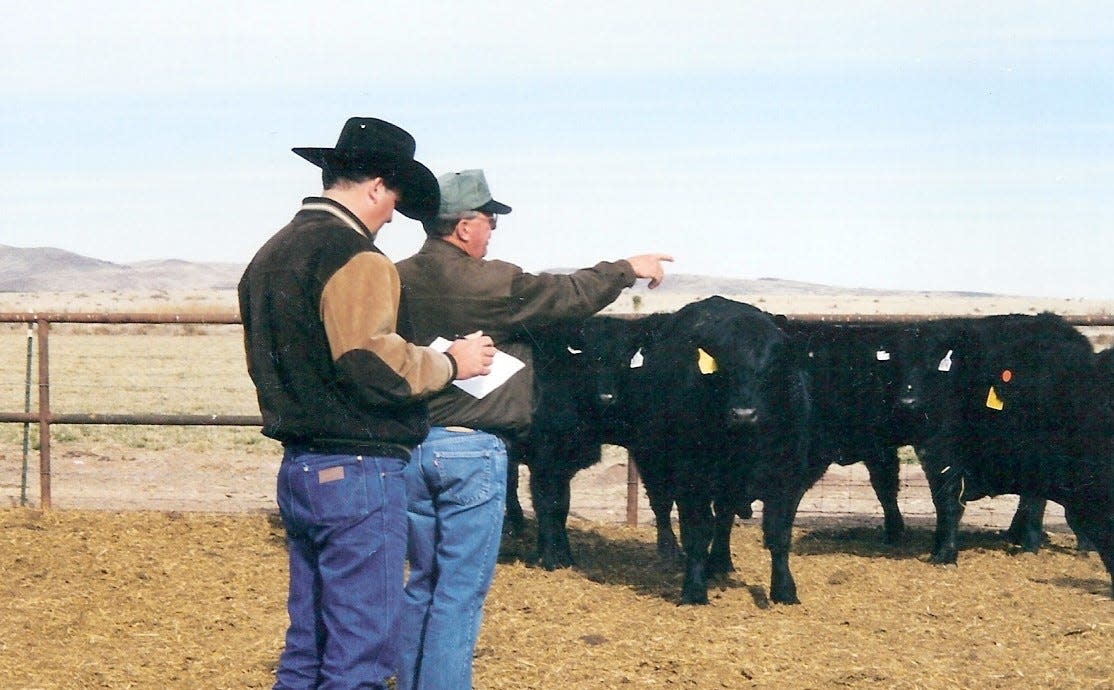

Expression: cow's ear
xmin=780 ymin=338 xmax=811 ymax=371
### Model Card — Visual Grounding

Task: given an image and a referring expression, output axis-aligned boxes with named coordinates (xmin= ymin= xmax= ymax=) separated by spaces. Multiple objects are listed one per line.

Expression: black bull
xmin=520 ymin=297 xmax=815 ymax=604
xmin=893 ymin=313 xmax=1114 ymax=588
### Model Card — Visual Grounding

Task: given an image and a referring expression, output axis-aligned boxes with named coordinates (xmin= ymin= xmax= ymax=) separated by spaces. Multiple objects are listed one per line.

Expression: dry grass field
xmin=0 ymin=289 xmax=1112 ymax=689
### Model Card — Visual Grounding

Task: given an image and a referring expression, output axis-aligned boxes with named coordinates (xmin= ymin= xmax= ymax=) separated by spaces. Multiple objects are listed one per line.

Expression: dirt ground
xmin=0 ymin=504 xmax=1109 ymax=689
xmin=4 ymin=444 xmax=1108 ymax=690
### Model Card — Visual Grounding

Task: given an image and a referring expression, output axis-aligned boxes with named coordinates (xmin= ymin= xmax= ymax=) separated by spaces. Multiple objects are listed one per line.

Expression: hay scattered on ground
xmin=1 ymin=509 xmax=1110 ymax=689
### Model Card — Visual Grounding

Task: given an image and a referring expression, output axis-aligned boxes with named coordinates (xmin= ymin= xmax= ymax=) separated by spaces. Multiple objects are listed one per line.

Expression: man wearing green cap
xmin=394 ymin=168 xmax=672 ymax=690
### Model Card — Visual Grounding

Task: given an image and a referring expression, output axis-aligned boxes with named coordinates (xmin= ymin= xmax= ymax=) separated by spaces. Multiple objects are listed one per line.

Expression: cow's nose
xmin=729 ymin=407 xmax=759 ymax=425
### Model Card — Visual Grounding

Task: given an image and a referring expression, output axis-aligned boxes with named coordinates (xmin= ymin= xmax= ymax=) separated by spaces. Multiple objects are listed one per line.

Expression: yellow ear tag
xmin=986 ymin=386 xmax=1004 ymax=411
xmin=697 ymin=348 xmax=718 ymax=375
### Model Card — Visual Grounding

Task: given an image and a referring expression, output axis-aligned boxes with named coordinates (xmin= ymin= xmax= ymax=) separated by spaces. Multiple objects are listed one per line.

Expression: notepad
xmin=429 ymin=337 xmax=526 ymax=399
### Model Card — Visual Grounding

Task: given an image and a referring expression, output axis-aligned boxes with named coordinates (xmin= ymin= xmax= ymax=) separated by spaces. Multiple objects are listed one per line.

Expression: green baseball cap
xmin=437 ymin=169 xmax=512 ymax=217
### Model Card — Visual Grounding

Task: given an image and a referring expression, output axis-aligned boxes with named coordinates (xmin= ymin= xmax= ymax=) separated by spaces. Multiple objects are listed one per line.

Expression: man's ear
xmin=366 ymin=177 xmax=387 ymax=203
xmin=453 ymin=219 xmax=470 ymax=241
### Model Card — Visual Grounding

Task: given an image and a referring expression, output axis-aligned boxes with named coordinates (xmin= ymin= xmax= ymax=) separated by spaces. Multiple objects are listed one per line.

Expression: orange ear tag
xmin=1001 ymin=369 xmax=1012 ymax=382
xmin=986 ymin=386 xmax=1004 ymax=411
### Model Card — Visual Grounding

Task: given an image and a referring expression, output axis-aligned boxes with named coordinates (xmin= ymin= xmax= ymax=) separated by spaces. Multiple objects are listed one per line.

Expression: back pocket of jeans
xmin=300 ymin=457 xmax=373 ymax=522
xmin=434 ymin=450 xmax=494 ymax=507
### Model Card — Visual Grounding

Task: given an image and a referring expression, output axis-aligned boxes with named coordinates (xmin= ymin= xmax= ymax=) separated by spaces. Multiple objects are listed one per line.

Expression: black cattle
xmin=781 ymin=321 xmax=918 ymax=544
xmin=625 ymin=296 xmax=815 ymax=605
xmin=1005 ymin=345 xmax=1114 ymax=553
xmin=894 ymin=313 xmax=1113 ymax=596
xmin=521 ymin=313 xmax=672 ymax=570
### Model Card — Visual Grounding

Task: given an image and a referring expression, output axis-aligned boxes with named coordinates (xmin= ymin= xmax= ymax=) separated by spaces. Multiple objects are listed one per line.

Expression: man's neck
xmin=321 ymin=188 xmax=376 ymax=234
xmin=441 ymin=234 xmax=470 ymax=256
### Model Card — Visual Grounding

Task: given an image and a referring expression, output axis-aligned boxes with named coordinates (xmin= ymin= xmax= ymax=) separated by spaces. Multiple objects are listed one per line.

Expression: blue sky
xmin=2 ymin=2 xmax=1112 ymax=298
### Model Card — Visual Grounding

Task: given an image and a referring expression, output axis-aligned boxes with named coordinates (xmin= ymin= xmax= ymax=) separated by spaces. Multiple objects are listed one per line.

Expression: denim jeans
xmin=273 ymin=447 xmax=408 ymax=690
xmin=396 ymin=427 xmax=508 ymax=690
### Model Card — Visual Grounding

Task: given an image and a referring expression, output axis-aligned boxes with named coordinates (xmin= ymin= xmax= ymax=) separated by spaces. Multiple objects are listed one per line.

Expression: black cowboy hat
xmin=292 ymin=117 xmax=439 ymax=220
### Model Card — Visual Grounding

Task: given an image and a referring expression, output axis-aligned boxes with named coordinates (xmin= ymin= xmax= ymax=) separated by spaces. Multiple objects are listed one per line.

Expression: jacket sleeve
xmin=505 ymin=259 xmax=636 ymax=329
xmin=320 ymin=251 xmax=454 ymax=402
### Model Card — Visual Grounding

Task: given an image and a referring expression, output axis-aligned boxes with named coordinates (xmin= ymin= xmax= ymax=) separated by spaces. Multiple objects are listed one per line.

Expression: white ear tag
xmin=629 ymin=348 xmax=644 ymax=369
xmin=566 ymin=346 xmax=583 ymax=355
xmin=937 ymin=349 xmax=953 ymax=372
xmin=876 ymin=350 xmax=891 ymax=361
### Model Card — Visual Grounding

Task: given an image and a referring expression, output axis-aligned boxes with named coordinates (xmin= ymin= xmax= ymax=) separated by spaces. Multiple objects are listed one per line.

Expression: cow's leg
xmin=864 ymin=446 xmax=905 ymax=545
xmin=634 ymin=454 xmax=681 ymax=567
xmin=675 ymin=493 xmax=714 ymax=605
xmin=1066 ymin=510 xmax=1097 ymax=552
xmin=1062 ymin=506 xmax=1113 ymax=598
xmin=1006 ymin=495 xmax=1047 ymax=553
xmin=503 ymin=454 xmax=526 ymax=538
xmin=706 ymin=497 xmax=737 ymax=578
xmin=920 ymin=447 xmax=966 ymax=565
xmin=528 ymin=461 xmax=576 ymax=570
xmin=761 ymin=492 xmax=802 ymax=605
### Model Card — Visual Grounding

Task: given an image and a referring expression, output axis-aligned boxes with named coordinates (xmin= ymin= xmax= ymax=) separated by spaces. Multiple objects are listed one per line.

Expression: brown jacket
xmin=239 ymin=198 xmax=454 ymax=456
xmin=396 ymin=238 xmax=636 ymax=443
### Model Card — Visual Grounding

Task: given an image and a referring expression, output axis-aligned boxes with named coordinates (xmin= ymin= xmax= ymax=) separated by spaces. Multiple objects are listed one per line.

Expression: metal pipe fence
xmin=2 ymin=310 xmax=1113 ymax=516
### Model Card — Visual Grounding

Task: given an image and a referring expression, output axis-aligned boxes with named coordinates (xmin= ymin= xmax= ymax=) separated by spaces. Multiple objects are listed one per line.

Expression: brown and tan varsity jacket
xmin=238 ymin=197 xmax=454 ymax=456
xmin=395 ymin=238 xmax=636 ymax=445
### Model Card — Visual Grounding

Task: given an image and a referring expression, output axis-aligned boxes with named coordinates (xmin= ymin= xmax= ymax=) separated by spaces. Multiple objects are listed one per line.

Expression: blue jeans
xmin=397 ymin=428 xmax=508 ymax=690
xmin=274 ymin=447 xmax=408 ymax=690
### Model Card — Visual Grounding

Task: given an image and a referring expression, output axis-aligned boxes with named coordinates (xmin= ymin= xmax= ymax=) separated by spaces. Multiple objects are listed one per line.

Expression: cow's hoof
xmin=705 ymin=557 xmax=735 ymax=579
xmin=928 ymin=552 xmax=958 ymax=566
xmin=770 ymin=587 xmax=800 ymax=605
xmin=882 ymin=525 xmax=905 ymax=546
xmin=534 ymin=549 xmax=575 ymax=571
xmin=655 ymin=547 xmax=683 ymax=571
xmin=679 ymin=591 xmax=709 ymax=606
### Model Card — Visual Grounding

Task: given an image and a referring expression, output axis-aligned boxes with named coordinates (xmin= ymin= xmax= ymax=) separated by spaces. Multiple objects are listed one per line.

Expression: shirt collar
xmin=299 ymin=197 xmax=372 ymax=239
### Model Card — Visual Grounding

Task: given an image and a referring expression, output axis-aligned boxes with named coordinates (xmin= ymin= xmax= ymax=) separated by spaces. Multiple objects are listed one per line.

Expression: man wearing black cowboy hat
xmin=238 ymin=118 xmax=496 ymax=690
xmin=394 ymin=169 xmax=671 ymax=690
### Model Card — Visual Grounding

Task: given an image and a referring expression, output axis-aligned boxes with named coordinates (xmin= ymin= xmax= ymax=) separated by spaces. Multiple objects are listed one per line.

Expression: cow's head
xmin=568 ymin=313 xmax=671 ymax=416
xmin=893 ymin=320 xmax=978 ymax=414
xmin=682 ymin=309 xmax=804 ymax=430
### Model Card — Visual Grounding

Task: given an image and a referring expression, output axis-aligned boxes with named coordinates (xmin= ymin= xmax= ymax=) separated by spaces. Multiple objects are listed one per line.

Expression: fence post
xmin=626 ymin=452 xmax=640 ymax=527
xmin=36 ymin=318 xmax=51 ymax=509
xmin=20 ymin=327 xmax=32 ymax=506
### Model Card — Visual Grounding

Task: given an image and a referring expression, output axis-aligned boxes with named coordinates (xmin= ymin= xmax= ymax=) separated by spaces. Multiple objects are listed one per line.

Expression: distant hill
xmin=0 ymin=245 xmax=244 ymax=292
xmin=0 ymin=243 xmax=1001 ymax=298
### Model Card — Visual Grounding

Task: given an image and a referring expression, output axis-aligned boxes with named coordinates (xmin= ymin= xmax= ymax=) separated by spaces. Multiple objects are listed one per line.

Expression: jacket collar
xmin=419 ymin=236 xmax=473 ymax=259
xmin=299 ymin=197 xmax=372 ymax=239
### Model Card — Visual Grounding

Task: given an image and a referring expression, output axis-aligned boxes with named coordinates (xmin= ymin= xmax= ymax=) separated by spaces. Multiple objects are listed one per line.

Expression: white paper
xmin=429 ymin=337 xmax=526 ymax=399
